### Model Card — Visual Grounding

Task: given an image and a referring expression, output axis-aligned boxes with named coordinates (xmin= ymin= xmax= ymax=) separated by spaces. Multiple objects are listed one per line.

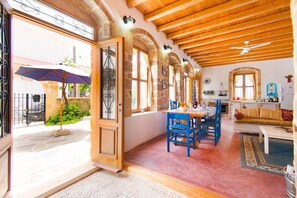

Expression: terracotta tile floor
xmin=125 ymin=119 xmax=287 ymax=198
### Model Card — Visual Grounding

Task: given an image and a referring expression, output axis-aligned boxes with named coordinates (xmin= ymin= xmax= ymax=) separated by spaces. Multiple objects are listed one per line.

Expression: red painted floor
xmin=125 ymin=119 xmax=287 ymax=198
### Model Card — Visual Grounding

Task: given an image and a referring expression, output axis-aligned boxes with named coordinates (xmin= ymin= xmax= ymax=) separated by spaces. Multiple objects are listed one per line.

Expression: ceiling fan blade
xmin=249 ymin=42 xmax=271 ymax=49
xmin=230 ymin=47 xmax=244 ymax=49
xmin=240 ymin=50 xmax=246 ymax=55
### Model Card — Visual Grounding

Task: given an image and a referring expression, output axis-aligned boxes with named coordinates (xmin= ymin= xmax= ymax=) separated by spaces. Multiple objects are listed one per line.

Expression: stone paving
xmin=12 ymin=117 xmax=91 ymax=194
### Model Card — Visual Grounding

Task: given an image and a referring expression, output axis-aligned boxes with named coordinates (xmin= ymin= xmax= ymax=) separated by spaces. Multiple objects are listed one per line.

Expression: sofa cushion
xmin=239 ymin=108 xmax=259 ymax=118
xmin=281 ymin=109 xmax=293 ymax=121
xmin=234 ymin=109 xmax=243 ymax=120
xmin=259 ymin=108 xmax=282 ymax=120
xmin=234 ymin=118 xmax=292 ymax=127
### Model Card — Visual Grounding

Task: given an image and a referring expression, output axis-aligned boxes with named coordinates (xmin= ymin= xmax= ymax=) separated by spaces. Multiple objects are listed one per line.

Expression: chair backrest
xmin=215 ymin=99 xmax=222 ymax=122
xmin=167 ymin=113 xmax=191 ymax=131
xmin=170 ymin=100 xmax=178 ymax=110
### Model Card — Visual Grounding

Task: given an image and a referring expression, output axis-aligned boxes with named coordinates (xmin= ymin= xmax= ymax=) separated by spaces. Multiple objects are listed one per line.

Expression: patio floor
xmin=12 ymin=117 xmax=91 ymax=194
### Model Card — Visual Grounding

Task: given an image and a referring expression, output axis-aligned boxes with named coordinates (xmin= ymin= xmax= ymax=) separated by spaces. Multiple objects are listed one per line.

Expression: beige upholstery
xmin=233 ymin=107 xmax=293 ymax=133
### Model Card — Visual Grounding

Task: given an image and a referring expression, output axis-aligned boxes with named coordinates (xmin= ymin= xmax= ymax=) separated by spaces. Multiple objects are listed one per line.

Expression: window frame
xmin=131 ymin=46 xmax=149 ymax=113
xmin=233 ymin=72 xmax=255 ymax=100
xmin=168 ymin=65 xmax=175 ymax=101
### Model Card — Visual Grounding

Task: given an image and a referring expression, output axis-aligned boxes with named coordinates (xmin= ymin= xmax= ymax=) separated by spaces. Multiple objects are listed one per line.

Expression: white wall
xmin=200 ymin=58 xmax=294 ymax=109
xmin=12 ymin=18 xmax=91 ymax=67
xmin=124 ymin=112 xmax=166 ymax=152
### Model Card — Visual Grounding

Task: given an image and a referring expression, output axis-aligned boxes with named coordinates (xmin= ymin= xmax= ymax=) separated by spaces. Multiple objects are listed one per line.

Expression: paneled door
xmin=91 ymin=37 xmax=124 ymax=171
xmin=0 ymin=1 xmax=12 ymax=197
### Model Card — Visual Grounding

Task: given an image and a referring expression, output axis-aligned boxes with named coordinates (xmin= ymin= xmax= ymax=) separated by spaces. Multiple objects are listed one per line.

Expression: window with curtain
xmin=169 ymin=65 xmax=175 ymax=100
xmin=132 ymin=47 xmax=149 ymax=112
xmin=234 ymin=73 xmax=255 ymax=100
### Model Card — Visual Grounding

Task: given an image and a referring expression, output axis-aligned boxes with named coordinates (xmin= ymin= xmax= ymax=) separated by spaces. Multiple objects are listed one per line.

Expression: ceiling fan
xmin=230 ymin=41 xmax=271 ymax=55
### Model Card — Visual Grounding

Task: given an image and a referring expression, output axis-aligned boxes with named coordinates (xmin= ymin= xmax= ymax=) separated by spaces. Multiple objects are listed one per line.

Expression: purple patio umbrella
xmin=15 ymin=64 xmax=91 ymax=133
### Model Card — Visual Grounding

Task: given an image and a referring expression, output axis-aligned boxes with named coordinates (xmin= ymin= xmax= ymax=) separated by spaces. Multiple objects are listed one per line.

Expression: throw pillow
xmin=281 ymin=109 xmax=293 ymax=121
xmin=259 ymin=108 xmax=282 ymax=120
xmin=239 ymin=108 xmax=259 ymax=118
xmin=234 ymin=109 xmax=243 ymax=120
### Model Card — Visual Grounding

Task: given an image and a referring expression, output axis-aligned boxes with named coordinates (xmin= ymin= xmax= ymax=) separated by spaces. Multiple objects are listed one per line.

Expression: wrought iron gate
xmin=13 ymin=93 xmax=46 ymax=125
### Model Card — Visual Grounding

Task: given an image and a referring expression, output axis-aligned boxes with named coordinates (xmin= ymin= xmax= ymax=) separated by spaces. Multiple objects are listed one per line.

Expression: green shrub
xmin=45 ymin=103 xmax=90 ymax=126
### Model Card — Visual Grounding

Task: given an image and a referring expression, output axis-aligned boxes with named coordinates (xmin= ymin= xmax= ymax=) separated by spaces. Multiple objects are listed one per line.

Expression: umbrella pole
xmin=53 ymin=79 xmax=69 ymax=136
xmin=60 ymin=80 xmax=65 ymax=131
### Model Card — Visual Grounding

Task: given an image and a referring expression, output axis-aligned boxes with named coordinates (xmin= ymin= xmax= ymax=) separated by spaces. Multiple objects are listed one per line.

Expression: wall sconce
xmin=123 ymin=15 xmax=136 ymax=27
xmin=183 ymin=58 xmax=189 ymax=64
xmin=163 ymin=45 xmax=172 ymax=53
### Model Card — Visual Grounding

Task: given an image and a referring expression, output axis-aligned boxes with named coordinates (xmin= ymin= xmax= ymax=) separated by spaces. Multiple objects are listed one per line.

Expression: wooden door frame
xmin=91 ymin=37 xmax=124 ymax=171
xmin=0 ymin=0 xmax=12 ymax=197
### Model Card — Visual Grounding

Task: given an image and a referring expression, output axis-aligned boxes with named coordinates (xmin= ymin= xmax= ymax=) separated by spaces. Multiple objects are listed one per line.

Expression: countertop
xmin=230 ymin=100 xmax=279 ymax=104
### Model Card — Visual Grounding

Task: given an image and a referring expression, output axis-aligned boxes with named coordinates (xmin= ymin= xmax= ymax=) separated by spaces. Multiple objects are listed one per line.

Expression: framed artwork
xmin=266 ymin=82 xmax=277 ymax=97
xmin=162 ymin=80 xmax=167 ymax=89
xmin=204 ymin=78 xmax=211 ymax=85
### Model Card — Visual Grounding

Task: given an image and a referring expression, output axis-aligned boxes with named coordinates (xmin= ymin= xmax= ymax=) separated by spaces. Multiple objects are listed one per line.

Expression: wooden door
xmin=91 ymin=37 xmax=124 ymax=171
xmin=0 ymin=1 xmax=12 ymax=197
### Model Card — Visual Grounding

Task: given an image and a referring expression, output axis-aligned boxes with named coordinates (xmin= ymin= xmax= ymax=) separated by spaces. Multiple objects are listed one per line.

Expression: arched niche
xmin=131 ymin=28 xmax=159 ymax=111
xmin=229 ymin=67 xmax=261 ymax=100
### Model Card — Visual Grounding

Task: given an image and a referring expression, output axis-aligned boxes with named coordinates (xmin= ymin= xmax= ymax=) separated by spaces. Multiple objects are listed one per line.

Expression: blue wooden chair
xmin=166 ymin=113 xmax=197 ymax=157
xmin=169 ymin=99 xmax=178 ymax=110
xmin=197 ymin=100 xmax=222 ymax=145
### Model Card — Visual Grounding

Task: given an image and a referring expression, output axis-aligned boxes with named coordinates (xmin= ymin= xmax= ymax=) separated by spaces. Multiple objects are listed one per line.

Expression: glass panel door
xmin=101 ymin=45 xmax=117 ymax=120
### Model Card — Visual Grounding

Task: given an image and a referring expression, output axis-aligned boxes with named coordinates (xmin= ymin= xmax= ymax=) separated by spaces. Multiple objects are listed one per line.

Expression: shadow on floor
xmin=14 ymin=129 xmax=90 ymax=153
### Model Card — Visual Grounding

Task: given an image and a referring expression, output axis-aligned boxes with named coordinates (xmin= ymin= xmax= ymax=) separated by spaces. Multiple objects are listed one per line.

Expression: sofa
xmin=233 ymin=107 xmax=293 ymax=133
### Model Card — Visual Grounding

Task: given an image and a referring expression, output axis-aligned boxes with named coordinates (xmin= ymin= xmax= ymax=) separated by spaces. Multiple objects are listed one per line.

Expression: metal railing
xmin=13 ymin=93 xmax=46 ymax=126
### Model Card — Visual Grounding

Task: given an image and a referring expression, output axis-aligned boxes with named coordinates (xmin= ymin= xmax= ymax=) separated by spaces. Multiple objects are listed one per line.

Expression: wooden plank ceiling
xmin=127 ymin=0 xmax=292 ymax=67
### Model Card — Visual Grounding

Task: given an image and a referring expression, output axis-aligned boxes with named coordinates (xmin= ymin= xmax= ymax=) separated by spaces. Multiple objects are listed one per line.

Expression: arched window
xmin=234 ymin=73 xmax=255 ymax=100
xmin=169 ymin=65 xmax=175 ymax=100
xmin=229 ymin=67 xmax=261 ymax=100
xmin=132 ymin=47 xmax=149 ymax=112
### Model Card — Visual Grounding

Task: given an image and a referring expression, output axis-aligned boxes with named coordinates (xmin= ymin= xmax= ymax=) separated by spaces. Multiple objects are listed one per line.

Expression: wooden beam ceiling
xmin=144 ymin=0 xmax=205 ymax=22
xmin=157 ymin=0 xmax=257 ymax=32
xmin=200 ymin=54 xmax=292 ymax=67
xmin=190 ymin=39 xmax=293 ymax=57
xmin=167 ymin=0 xmax=288 ymax=40
xmin=177 ymin=11 xmax=290 ymax=47
xmin=192 ymin=45 xmax=293 ymax=60
xmin=126 ymin=0 xmax=149 ymax=8
xmin=130 ymin=0 xmax=292 ymax=67
xmin=186 ymin=28 xmax=292 ymax=55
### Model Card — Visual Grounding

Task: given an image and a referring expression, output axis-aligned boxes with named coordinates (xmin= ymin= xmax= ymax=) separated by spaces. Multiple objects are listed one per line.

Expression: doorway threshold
xmin=14 ymin=161 xmax=100 ymax=198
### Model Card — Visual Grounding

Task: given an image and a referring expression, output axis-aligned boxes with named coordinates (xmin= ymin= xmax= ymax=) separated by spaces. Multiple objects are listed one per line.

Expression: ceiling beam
xmin=144 ymin=0 xmax=205 ymax=22
xmin=188 ymin=31 xmax=292 ymax=55
xmin=192 ymin=45 xmax=293 ymax=60
xmin=194 ymin=50 xmax=293 ymax=65
xmin=157 ymin=0 xmax=257 ymax=32
xmin=200 ymin=55 xmax=293 ymax=67
xmin=198 ymin=52 xmax=292 ymax=65
xmin=177 ymin=10 xmax=290 ymax=47
xmin=188 ymin=39 xmax=293 ymax=57
xmin=184 ymin=19 xmax=292 ymax=54
xmin=167 ymin=0 xmax=289 ymax=40
xmin=196 ymin=51 xmax=293 ymax=63
xmin=126 ymin=0 xmax=148 ymax=8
